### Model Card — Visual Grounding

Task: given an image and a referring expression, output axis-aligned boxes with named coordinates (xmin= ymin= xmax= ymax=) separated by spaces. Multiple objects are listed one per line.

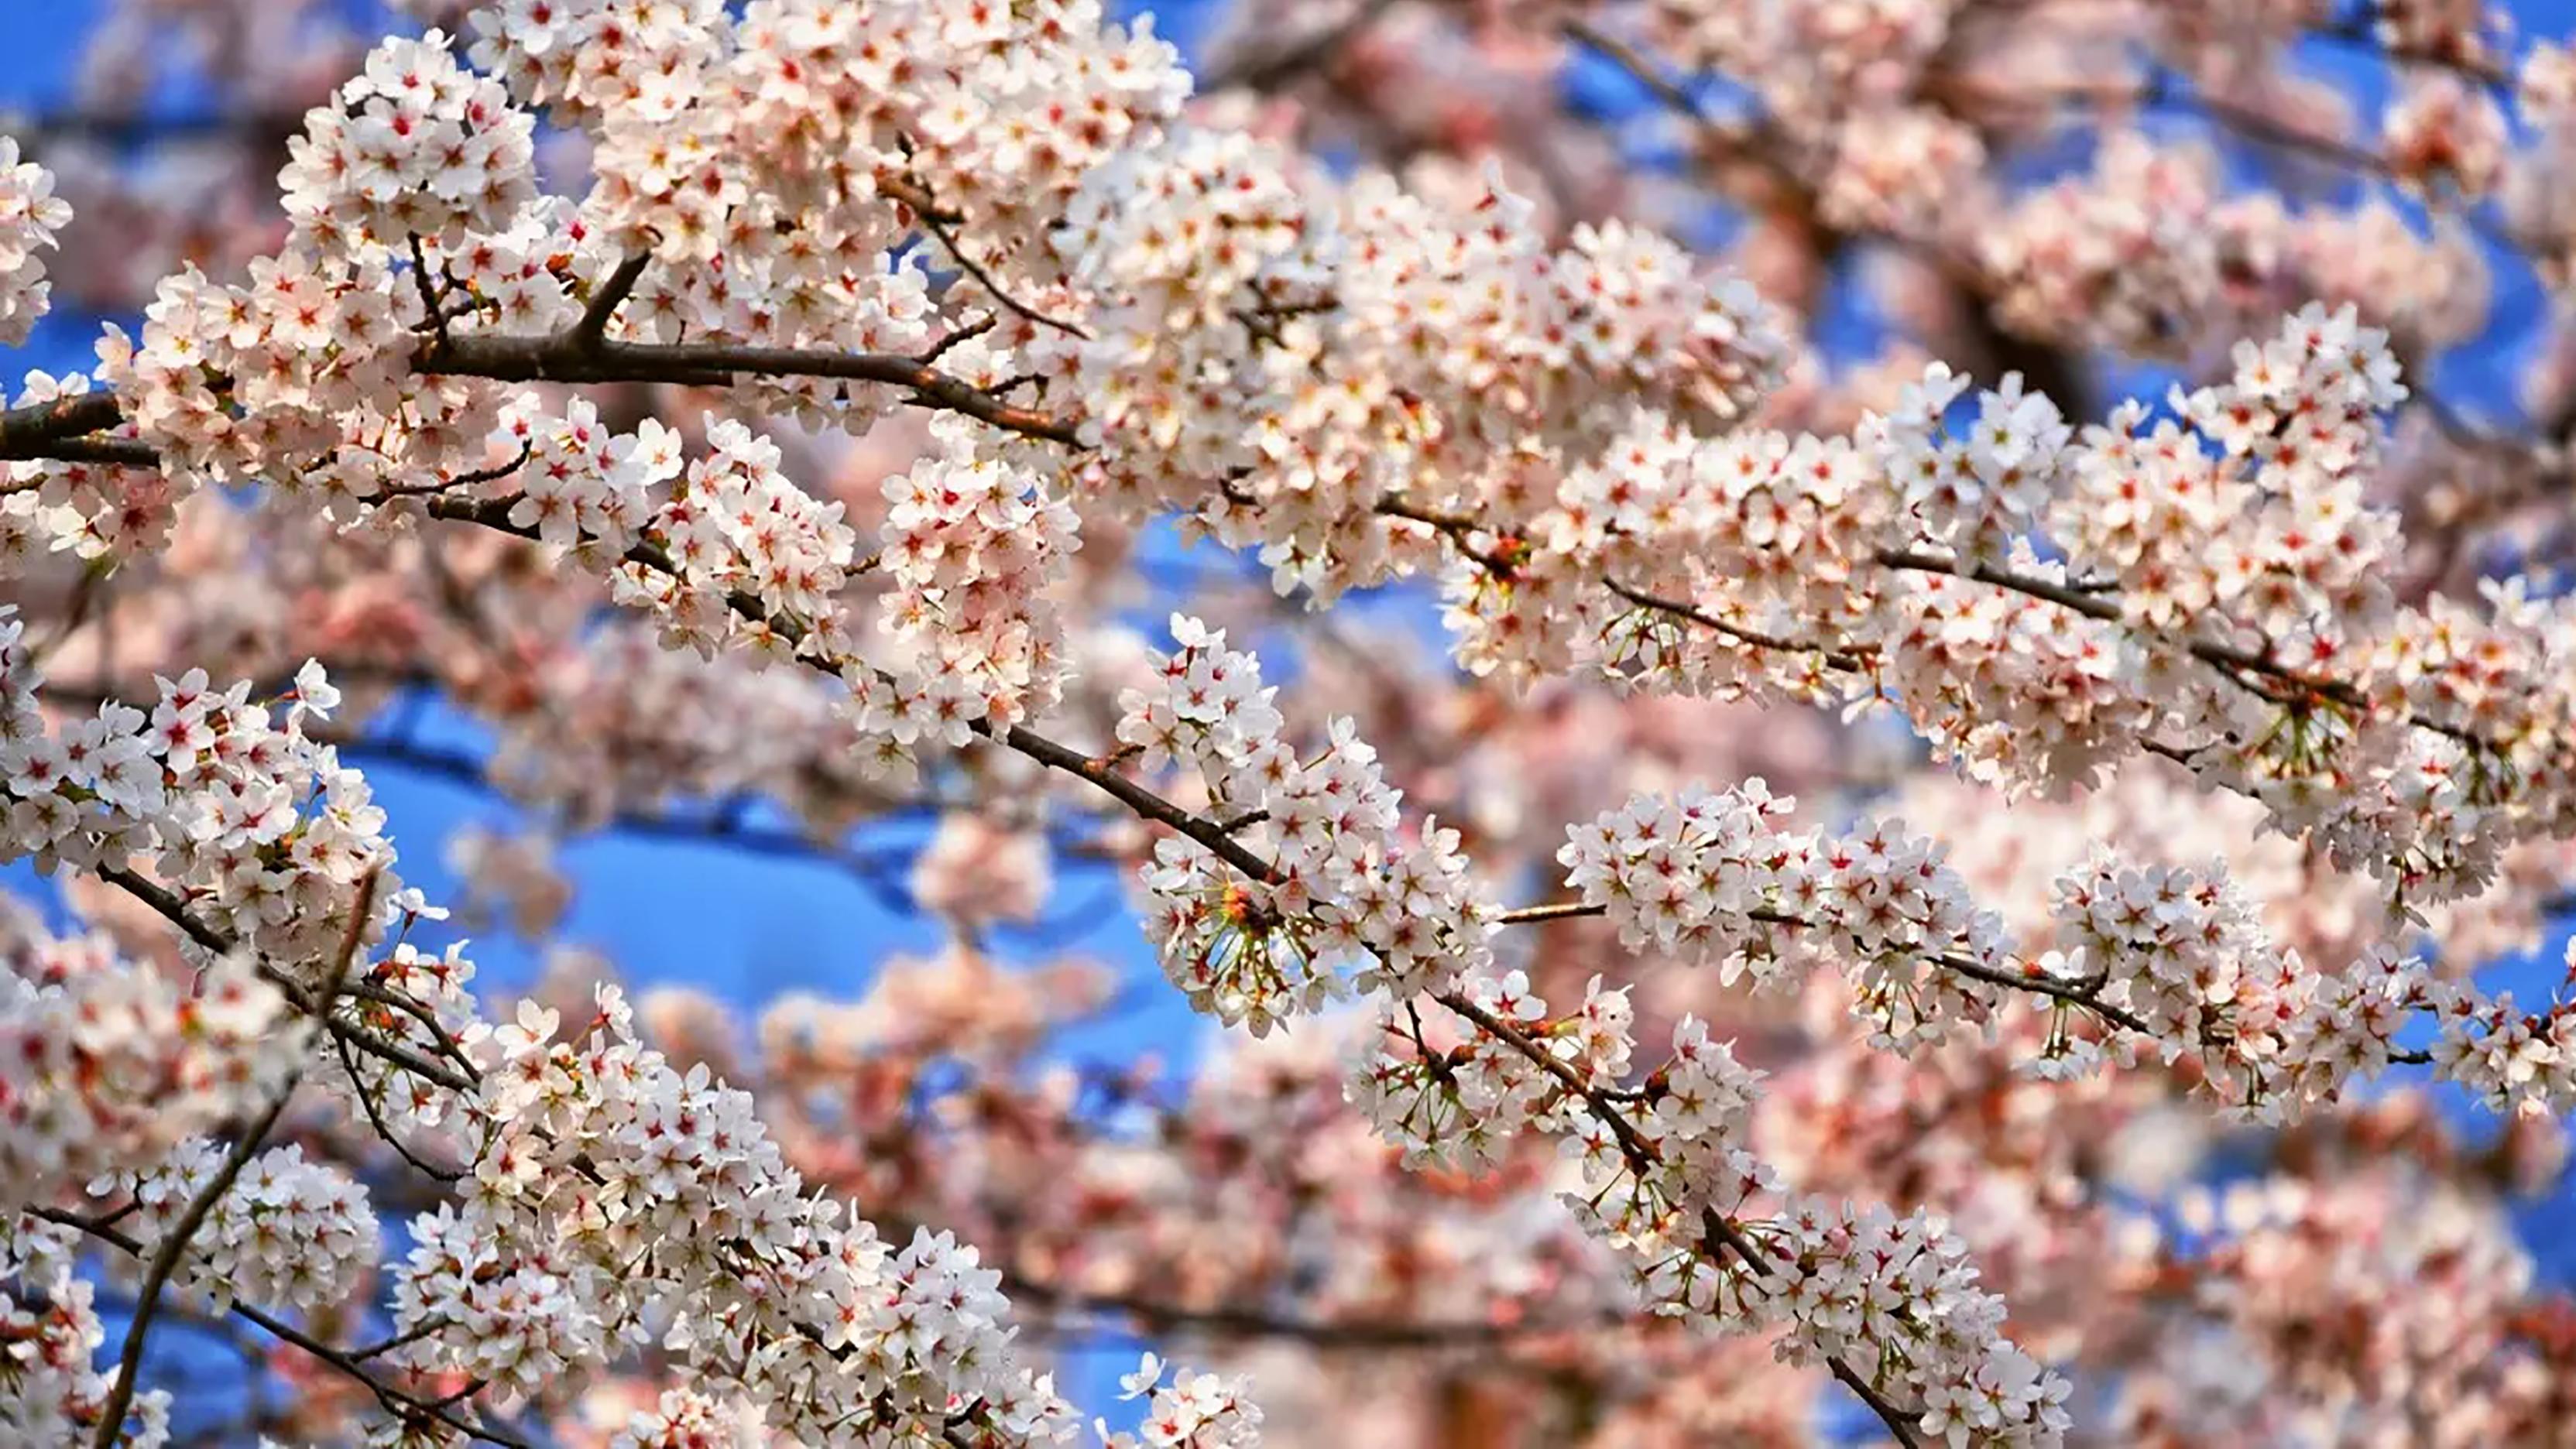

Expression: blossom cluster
xmin=396 ymin=986 xmax=1081 ymax=1436
xmin=1401 ymin=305 xmax=2572 ymax=913
xmin=0 ymin=626 xmax=1228 ymax=1445
xmin=489 ymin=0 xmax=1189 ymax=268
xmin=607 ymin=1386 xmax=769 ymax=1449
xmin=1119 ymin=615 xmax=1494 ymax=1031
xmin=2049 ymin=854 xmax=2423 ymax=1101
xmin=69 ymin=0 xmax=1147 ymax=523
xmin=1346 ymin=968 xmax=1598 ymax=1176
xmin=0 ymin=1214 xmax=133 ymax=1447
xmin=1056 ymin=143 xmax=1787 ymax=604
xmin=1 ymin=371 xmax=181 ymax=561
xmin=0 ymin=136 xmax=70 ymax=348
xmin=2111 ymin=1169 xmax=2558 ymax=1444
xmin=30 ymin=674 xmax=400 ymax=968
xmin=448 ymin=402 xmax=1059 ymax=792
xmin=0 ymin=607 xmax=486 ymax=1200
xmin=2384 ymin=72 xmax=2512 ymax=201
xmin=1097 ymin=615 xmax=2070 ymax=1438
xmin=1614 ymin=2 xmax=2511 ymax=349
xmin=1644 ymin=0 xmax=1981 ymax=235
xmin=492 ymin=394 xmax=682 ymax=552
xmin=1739 ymin=1201 xmax=2072 ymax=1445
xmin=1106 ymin=1354 xmax=1264 ymax=1449
xmin=723 ymin=940 xmax=1648 ymax=1410
xmin=481 ymin=617 xmax=895 ymax=832
xmin=103 ymin=248 xmax=437 ymax=509
xmin=465 ymin=0 xmax=731 ymax=122
xmin=1354 ymin=967 xmax=2076 ymax=1444
xmin=0 ymin=925 xmax=294 ymax=1205
xmin=1562 ymin=780 xmax=2013 ymax=1053
xmin=1885 ymin=760 xmax=2576 ymax=998
xmin=912 ymin=811 xmax=1055 ymax=927
xmin=0 ymin=605 xmax=400 ymax=959
xmin=100 ymin=1139 xmax=379 ymax=1314
xmin=279 ymin=31 xmax=540 ymax=255
xmin=1051 ymin=125 xmax=1332 ymax=505
xmin=1559 ymin=776 xmax=2576 ymax=1124
xmin=651 ymin=416 xmax=860 ymax=630
xmin=0 ymin=805 xmax=1222 ymax=1449
xmin=1979 ymin=131 xmax=2490 ymax=361
xmin=0 ymin=0 xmax=2569 ymax=1441
xmin=2423 ymin=935 xmax=2576 ymax=1120
xmin=876 ymin=420 xmax=1084 ymax=728
xmin=462 ymin=0 xmax=1178 ymax=432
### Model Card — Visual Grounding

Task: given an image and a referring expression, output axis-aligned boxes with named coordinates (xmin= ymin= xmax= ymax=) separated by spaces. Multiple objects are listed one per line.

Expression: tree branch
xmin=92 ymin=863 xmax=474 ymax=1093
xmin=88 ymin=870 xmax=379 ymax=1449
xmin=571 ymin=252 xmax=653 ymax=351
xmin=1437 ymin=989 xmax=1925 ymax=1446
xmin=407 ymin=332 xmax=1084 ymax=444
xmin=36 ymin=1209 xmax=523 ymax=1448
xmin=0 ymin=333 xmax=1085 ymax=465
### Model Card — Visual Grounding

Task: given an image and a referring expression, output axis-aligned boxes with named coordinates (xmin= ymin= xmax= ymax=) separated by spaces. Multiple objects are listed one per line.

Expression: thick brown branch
xmin=0 ymin=392 xmax=123 ymax=455
xmin=16 ymin=435 xmax=161 ymax=467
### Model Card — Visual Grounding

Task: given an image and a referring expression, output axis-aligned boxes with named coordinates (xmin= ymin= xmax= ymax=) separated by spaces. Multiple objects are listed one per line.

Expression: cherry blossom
xmin=0 ymin=136 xmax=70 ymax=348
xmin=0 ymin=2 xmax=2567 ymax=1444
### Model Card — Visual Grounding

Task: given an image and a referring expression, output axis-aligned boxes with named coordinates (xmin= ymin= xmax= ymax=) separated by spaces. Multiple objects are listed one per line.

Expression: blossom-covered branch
xmin=0 ymin=2 xmax=2570 ymax=1444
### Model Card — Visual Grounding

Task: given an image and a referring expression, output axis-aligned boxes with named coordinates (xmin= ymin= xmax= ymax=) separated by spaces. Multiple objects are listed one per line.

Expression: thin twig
xmin=912 ymin=204 xmax=1090 ymax=341
xmin=93 ymin=863 xmax=472 ymax=1092
xmin=347 ymin=1317 xmax=447 ymax=1363
xmin=38 ymin=1208 xmax=523 ymax=1447
xmin=410 ymin=333 xmax=1085 ymax=446
xmin=1701 ymin=1202 xmax=1927 ymax=1447
xmin=0 ymin=334 xmax=1084 ymax=461
xmin=916 ymin=315 xmax=998 ymax=365
xmin=1491 ymin=899 xmax=1602 ymax=925
xmin=333 ymin=1029 xmax=466 ymax=1182
xmin=1559 ymin=17 xmax=1710 ymax=127
xmin=2307 ymin=14 xmax=2511 ymax=91
xmin=370 ymin=441 xmax=534 ymax=501
xmin=1874 ymin=548 xmax=2495 ymax=748
xmin=84 ymin=1084 xmax=307 ymax=1449
xmin=90 ymin=869 xmax=381 ymax=1449
xmin=1437 ymin=989 xmax=1923 ymax=1444
xmin=406 ymin=234 xmax=452 ymax=348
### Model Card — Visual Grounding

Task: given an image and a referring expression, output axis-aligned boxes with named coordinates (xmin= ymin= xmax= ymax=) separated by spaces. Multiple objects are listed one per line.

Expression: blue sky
xmin=5 ymin=0 xmax=2576 ymax=1436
